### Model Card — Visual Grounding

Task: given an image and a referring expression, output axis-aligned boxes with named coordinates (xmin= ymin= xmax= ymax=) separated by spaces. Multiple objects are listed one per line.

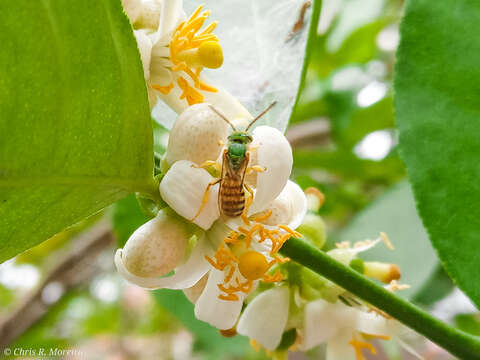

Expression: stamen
xmin=250 ymin=339 xmax=261 ymax=351
xmin=349 ymin=336 xmax=377 ymax=360
xmin=380 ymin=232 xmax=394 ymax=250
xmin=385 ymin=280 xmax=410 ymax=292
xmin=151 ymin=83 xmax=174 ymax=95
xmin=167 ymin=5 xmax=222 ymax=105
xmin=361 ymin=333 xmax=392 ymax=341
xmin=254 ymin=209 xmax=272 ymax=223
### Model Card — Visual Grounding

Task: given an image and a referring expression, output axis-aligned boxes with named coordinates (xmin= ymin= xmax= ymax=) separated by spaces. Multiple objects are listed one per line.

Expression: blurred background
xmin=1 ymin=0 xmax=478 ymax=359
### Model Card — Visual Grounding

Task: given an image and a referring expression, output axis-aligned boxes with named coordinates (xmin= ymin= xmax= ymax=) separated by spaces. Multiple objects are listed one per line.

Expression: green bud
xmin=296 ymin=213 xmax=326 ymax=249
xmin=349 ymin=258 xmax=365 ymax=274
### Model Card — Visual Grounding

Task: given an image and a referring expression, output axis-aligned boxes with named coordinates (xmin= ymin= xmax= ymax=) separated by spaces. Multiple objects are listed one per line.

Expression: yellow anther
xmin=238 ymin=251 xmax=270 ymax=280
xmin=361 ymin=333 xmax=391 ymax=341
xmin=175 ymin=40 xmax=223 ymax=69
xmin=151 ymin=83 xmax=174 ymax=95
xmin=198 ymin=41 xmax=223 ymax=68
xmin=219 ymin=327 xmax=237 ymax=338
xmin=364 ymin=262 xmax=401 ymax=283
xmin=349 ymin=337 xmax=376 ymax=360
xmin=167 ymin=5 xmax=221 ymax=105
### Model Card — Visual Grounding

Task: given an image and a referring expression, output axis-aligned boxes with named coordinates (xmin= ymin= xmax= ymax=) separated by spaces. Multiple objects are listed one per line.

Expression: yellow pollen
xmin=151 ymin=82 xmax=174 ymax=95
xmin=361 ymin=333 xmax=391 ymax=341
xmin=254 ymin=209 xmax=273 ymax=222
xmin=166 ymin=5 xmax=221 ymax=105
xmin=238 ymin=251 xmax=270 ymax=280
xmin=210 ymin=221 xmax=301 ymax=300
xmin=349 ymin=337 xmax=376 ymax=360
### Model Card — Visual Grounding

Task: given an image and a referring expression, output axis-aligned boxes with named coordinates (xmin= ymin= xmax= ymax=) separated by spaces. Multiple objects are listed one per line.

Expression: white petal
xmin=136 ymin=0 xmax=162 ymax=30
xmin=160 ymin=160 xmax=220 ymax=229
xmin=194 ymin=269 xmax=244 ymax=330
xmin=122 ymin=0 xmax=142 ymax=23
xmin=115 ymin=233 xmax=213 ymax=289
xmin=202 ymin=83 xmax=253 ymax=125
xmin=355 ymin=310 xmax=389 ymax=336
xmin=260 ymin=180 xmax=306 ymax=229
xmin=237 ymin=286 xmax=290 ymax=350
xmin=249 ymin=126 xmax=293 ymax=214
xmin=165 ymin=103 xmax=229 ymax=166
xmin=326 ymin=331 xmax=356 ymax=360
xmin=156 ymin=0 xmax=185 ymax=43
xmin=134 ymin=30 xmax=153 ymax=80
xmin=301 ymin=299 xmax=341 ymax=350
xmin=121 ymin=211 xmax=189 ymax=277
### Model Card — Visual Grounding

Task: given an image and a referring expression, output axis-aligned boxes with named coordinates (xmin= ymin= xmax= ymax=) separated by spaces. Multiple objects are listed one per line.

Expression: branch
xmin=0 ymin=222 xmax=115 ymax=349
xmin=281 ymin=238 xmax=480 ymax=360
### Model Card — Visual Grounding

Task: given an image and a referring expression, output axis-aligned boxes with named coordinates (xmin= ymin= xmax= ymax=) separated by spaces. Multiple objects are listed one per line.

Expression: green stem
xmin=281 ymin=238 xmax=480 ymax=360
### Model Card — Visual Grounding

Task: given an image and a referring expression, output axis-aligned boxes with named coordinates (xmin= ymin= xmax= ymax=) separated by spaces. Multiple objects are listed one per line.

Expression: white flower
xmin=116 ymin=103 xmax=306 ymax=330
xmin=237 ymin=286 xmax=290 ymax=350
xmin=298 ymin=298 xmax=422 ymax=360
xmin=159 ymin=103 xmax=294 ymax=230
xmin=125 ymin=0 xmax=252 ymax=121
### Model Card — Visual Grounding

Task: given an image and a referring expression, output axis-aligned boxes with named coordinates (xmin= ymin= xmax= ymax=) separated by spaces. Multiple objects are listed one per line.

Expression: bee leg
xmin=192 ymin=160 xmax=222 ymax=174
xmin=191 ymin=178 xmax=221 ymax=222
xmin=246 ymin=165 xmax=266 ymax=175
xmin=241 ymin=183 xmax=255 ymax=225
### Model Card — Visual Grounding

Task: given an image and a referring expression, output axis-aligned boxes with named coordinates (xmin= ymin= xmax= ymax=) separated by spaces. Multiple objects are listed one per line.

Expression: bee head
xmin=228 ymin=132 xmax=253 ymax=144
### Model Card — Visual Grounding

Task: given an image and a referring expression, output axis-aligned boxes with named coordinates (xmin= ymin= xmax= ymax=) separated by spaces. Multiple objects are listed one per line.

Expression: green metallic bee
xmin=191 ymin=102 xmax=276 ymax=221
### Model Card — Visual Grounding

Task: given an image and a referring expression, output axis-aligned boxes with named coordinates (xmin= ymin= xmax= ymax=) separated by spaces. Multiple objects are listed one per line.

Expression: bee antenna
xmin=245 ymin=101 xmax=277 ymax=132
xmin=208 ymin=105 xmax=237 ymax=131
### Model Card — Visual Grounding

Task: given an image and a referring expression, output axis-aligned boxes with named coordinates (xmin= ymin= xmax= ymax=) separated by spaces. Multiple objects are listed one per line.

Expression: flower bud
xmin=305 ymin=187 xmax=325 ymax=212
xmin=165 ymin=103 xmax=229 ymax=166
xmin=122 ymin=0 xmax=142 ymax=24
xmin=296 ymin=213 xmax=326 ymax=249
xmin=364 ymin=262 xmax=401 ymax=283
xmin=122 ymin=210 xmax=191 ymax=278
xmin=135 ymin=0 xmax=162 ymax=30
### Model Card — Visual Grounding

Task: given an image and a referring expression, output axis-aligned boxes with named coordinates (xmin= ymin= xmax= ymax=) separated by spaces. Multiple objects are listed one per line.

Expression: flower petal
xmin=165 ymin=103 xmax=229 ymax=166
xmin=249 ymin=126 xmax=293 ymax=214
xmin=134 ymin=29 xmax=153 ymax=80
xmin=155 ymin=0 xmax=185 ymax=44
xmin=301 ymin=299 xmax=341 ymax=350
xmin=121 ymin=211 xmax=189 ymax=277
xmin=160 ymin=160 xmax=220 ymax=229
xmin=326 ymin=330 xmax=356 ymax=360
xmin=354 ymin=310 xmax=389 ymax=336
xmin=122 ymin=0 xmax=142 ymax=23
xmin=237 ymin=286 xmax=290 ymax=350
xmin=260 ymin=180 xmax=306 ymax=229
xmin=115 ymin=233 xmax=213 ymax=289
xmin=194 ymin=268 xmax=244 ymax=330
xmin=201 ymin=82 xmax=253 ymax=125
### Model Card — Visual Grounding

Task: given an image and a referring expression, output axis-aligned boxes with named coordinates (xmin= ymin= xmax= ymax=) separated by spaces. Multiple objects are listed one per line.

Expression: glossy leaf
xmin=339 ymin=181 xmax=438 ymax=299
xmin=395 ymin=0 xmax=480 ymax=308
xmin=0 ymin=0 xmax=153 ymax=262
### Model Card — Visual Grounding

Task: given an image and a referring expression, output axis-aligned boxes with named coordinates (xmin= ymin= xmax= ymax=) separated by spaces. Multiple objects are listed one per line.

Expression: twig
xmin=0 ymin=221 xmax=115 ymax=348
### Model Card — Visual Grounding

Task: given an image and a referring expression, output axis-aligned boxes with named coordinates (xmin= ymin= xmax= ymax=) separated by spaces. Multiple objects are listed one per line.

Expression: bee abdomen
xmin=220 ymin=186 xmax=245 ymax=217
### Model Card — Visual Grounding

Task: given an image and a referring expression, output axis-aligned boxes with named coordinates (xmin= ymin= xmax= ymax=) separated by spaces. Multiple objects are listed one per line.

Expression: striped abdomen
xmin=219 ymin=176 xmax=245 ymax=217
xmin=218 ymin=149 xmax=249 ymax=218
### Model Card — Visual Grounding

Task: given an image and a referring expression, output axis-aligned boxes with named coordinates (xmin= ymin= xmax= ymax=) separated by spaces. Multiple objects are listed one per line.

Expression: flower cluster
xmin=116 ymin=2 xmax=414 ymax=359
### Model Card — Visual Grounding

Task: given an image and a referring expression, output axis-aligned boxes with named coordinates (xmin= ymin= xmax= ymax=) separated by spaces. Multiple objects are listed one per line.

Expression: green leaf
xmin=339 ymin=181 xmax=440 ymax=299
xmin=395 ymin=0 xmax=480 ymax=308
xmin=112 ymin=194 xmax=148 ymax=248
xmin=0 ymin=0 xmax=153 ymax=262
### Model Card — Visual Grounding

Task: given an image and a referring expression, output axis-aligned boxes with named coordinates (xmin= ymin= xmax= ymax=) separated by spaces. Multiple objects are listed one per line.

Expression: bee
xmin=191 ymin=102 xmax=277 ymax=220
